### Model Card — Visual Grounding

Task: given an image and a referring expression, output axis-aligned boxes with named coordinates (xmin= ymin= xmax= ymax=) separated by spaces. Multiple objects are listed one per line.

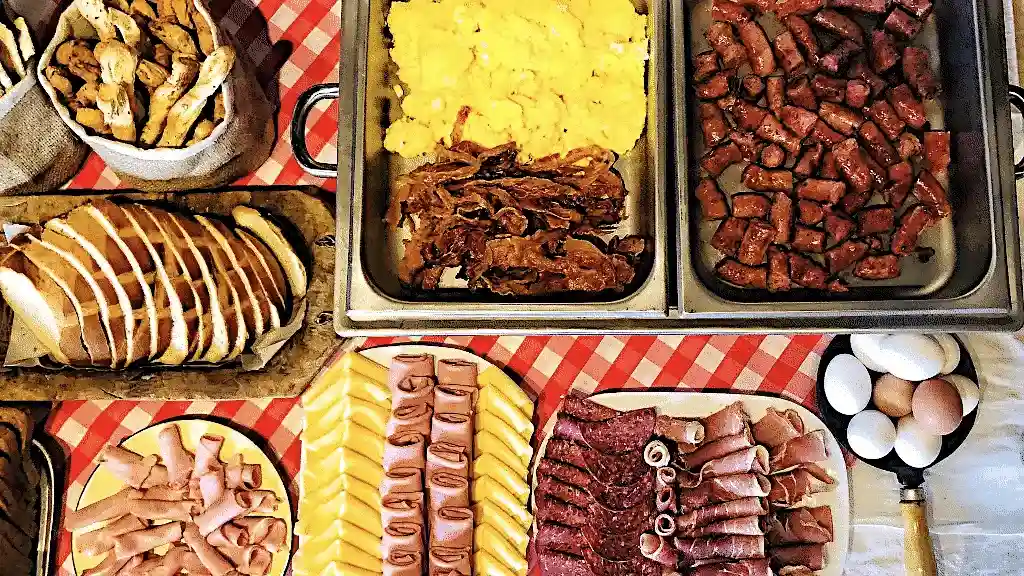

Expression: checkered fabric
xmin=66 ymin=0 xmax=341 ymax=192
xmin=47 ymin=334 xmax=832 ymax=574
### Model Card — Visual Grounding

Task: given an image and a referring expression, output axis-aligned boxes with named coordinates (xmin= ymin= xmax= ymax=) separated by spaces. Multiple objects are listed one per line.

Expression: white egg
xmin=847 ymin=409 xmax=897 ymax=460
xmin=941 ymin=373 xmax=980 ymax=415
xmin=850 ymin=334 xmax=890 ymax=372
xmin=824 ymin=354 xmax=872 ymax=415
xmin=895 ymin=415 xmax=943 ymax=468
xmin=931 ymin=333 xmax=962 ymax=374
xmin=877 ymin=334 xmax=945 ymax=381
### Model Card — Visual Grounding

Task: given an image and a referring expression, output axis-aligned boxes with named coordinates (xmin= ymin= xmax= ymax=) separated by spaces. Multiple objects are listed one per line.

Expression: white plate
xmin=531 ymin=391 xmax=850 ymax=576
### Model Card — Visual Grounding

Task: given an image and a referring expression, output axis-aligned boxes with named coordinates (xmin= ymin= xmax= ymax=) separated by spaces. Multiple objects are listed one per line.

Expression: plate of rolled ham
xmin=66 ymin=420 xmax=292 ymax=576
xmin=532 ymin=390 xmax=849 ymax=576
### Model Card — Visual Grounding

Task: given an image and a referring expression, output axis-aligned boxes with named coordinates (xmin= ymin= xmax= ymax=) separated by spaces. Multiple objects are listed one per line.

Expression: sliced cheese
xmin=307 ymin=403 xmax=387 ymax=448
xmin=478 ymin=384 xmax=534 ymax=438
xmin=473 ymin=500 xmax=529 ymax=555
xmin=475 ymin=409 xmax=532 ymax=466
xmin=472 ymin=453 xmax=528 ymax=505
xmin=302 ymin=470 xmax=382 ymax=516
xmin=304 ymin=366 xmax=389 ymax=411
xmin=474 ymin=431 xmax=528 ymax=479
xmin=301 ymin=490 xmax=382 ymax=539
xmin=471 ymin=476 xmax=532 ymax=529
xmin=475 ymin=550 xmax=517 ymax=576
xmin=475 ymin=523 xmax=527 ymax=574
xmin=479 ymin=365 xmax=533 ymax=417
xmin=316 ymin=446 xmax=384 ymax=489
xmin=332 ymin=563 xmax=379 ymax=576
xmin=340 ymin=520 xmax=383 ymax=559
xmin=339 ymin=541 xmax=382 ymax=572
xmin=346 ymin=352 xmax=390 ymax=385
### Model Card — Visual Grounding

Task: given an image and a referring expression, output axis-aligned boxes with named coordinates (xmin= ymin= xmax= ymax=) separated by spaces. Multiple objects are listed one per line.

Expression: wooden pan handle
xmin=901 ymin=488 xmax=937 ymax=576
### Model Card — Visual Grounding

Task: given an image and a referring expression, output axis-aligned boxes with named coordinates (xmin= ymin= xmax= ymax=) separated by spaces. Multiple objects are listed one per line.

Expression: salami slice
xmin=536 ymin=493 xmax=588 ymax=527
xmin=678 ymin=474 xmax=770 ymax=513
xmin=539 ymin=549 xmax=596 ymax=576
xmin=675 ymin=497 xmax=768 ymax=532
xmin=588 ymin=468 xmax=652 ymax=510
xmin=769 ymin=543 xmax=825 ymax=571
xmin=703 ymin=402 xmax=749 ymax=442
xmin=554 ymin=408 xmax=656 ymax=455
xmin=683 ymin=428 xmax=755 ymax=470
xmin=769 ymin=430 xmax=829 ymax=472
xmin=583 ymin=448 xmax=648 ymax=486
xmin=581 ymin=545 xmax=659 ymax=576
xmin=672 ymin=535 xmax=766 ymax=563
xmin=688 ymin=558 xmax=773 ymax=576
xmin=589 ymin=498 xmax=653 ymax=535
xmin=752 ymin=407 xmax=804 ymax=448
xmin=581 ymin=524 xmax=638 ymax=562
xmin=562 ymin=390 xmax=621 ymax=422
xmin=767 ymin=506 xmax=833 ymax=545
xmin=538 ymin=459 xmax=591 ymax=489
xmin=537 ymin=475 xmax=591 ymax=509
xmin=545 ymin=438 xmax=589 ymax=470
xmin=536 ymin=522 xmax=585 ymax=556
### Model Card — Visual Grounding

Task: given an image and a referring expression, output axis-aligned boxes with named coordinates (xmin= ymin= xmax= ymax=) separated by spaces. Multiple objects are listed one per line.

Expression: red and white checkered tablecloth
xmin=66 ymin=0 xmax=341 ymax=192
xmin=45 ymin=334 xmax=832 ymax=574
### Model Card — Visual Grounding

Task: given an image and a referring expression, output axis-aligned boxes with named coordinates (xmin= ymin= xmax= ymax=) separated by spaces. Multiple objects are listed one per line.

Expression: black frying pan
xmin=816 ymin=335 xmax=978 ymax=576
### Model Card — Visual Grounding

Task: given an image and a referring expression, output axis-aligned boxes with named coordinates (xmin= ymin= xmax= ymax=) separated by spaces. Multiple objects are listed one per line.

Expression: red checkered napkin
xmin=46 ymin=398 xmax=303 ymax=575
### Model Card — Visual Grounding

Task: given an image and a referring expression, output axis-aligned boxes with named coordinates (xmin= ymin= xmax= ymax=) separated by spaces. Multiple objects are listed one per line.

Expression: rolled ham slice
xmin=430 ymin=506 xmax=473 ymax=548
xmin=428 ymin=471 xmax=470 ymax=512
xmin=384 ymin=550 xmax=423 ymax=576
xmin=217 ymin=544 xmax=272 ymax=576
xmin=122 ymin=546 xmax=188 ymax=576
xmin=769 ymin=543 xmax=826 ymax=570
xmin=81 ymin=553 xmax=136 ymax=576
xmin=382 ymin=492 xmax=425 ymax=527
xmin=157 ymin=424 xmax=194 ymax=488
xmin=392 ymin=376 xmax=435 ymax=411
xmin=678 ymin=474 xmax=770 ymax=513
xmin=388 ymin=354 xmax=435 ymax=391
xmin=426 ymin=442 xmax=469 ymax=481
xmin=434 ymin=385 xmax=474 ymax=415
xmin=655 ymin=415 xmax=705 ymax=445
xmin=77 ymin=514 xmax=148 ymax=556
xmin=430 ymin=413 xmax=472 ymax=447
xmin=382 ymin=467 xmax=424 ymax=495
xmin=100 ymin=446 xmax=160 ymax=489
xmin=249 ymin=490 xmax=279 ymax=514
xmin=640 ymin=533 xmax=678 ymax=566
xmin=66 ymin=487 xmax=141 ymax=530
xmin=767 ymin=506 xmax=834 ymax=545
xmin=428 ymin=546 xmax=471 ymax=576
xmin=683 ymin=428 xmax=755 ymax=470
xmin=689 ymin=558 xmax=773 ymax=576
xmin=676 ymin=497 xmax=769 ymax=532
xmin=768 ymin=465 xmax=835 ymax=507
xmin=643 ymin=440 xmax=671 ymax=467
xmin=753 ymin=408 xmax=804 ymax=448
xmin=194 ymin=489 xmax=255 ymax=536
xmin=128 ymin=498 xmax=195 ymax=523
xmin=769 ymin=430 xmax=829 ymax=472
xmin=384 ymin=521 xmax=424 ymax=555
xmin=694 ymin=446 xmax=770 ymax=481
xmin=113 ymin=521 xmax=183 ymax=559
xmin=183 ymin=523 xmax=234 ymax=576
xmin=234 ymin=516 xmax=288 ymax=553
xmin=672 ymin=535 xmax=766 ymax=563
xmin=193 ymin=434 xmax=225 ymax=478
xmin=679 ymin=515 xmax=766 ymax=538
xmin=224 ymin=456 xmax=262 ymax=491
xmin=206 ymin=522 xmax=249 ymax=547
xmin=384 ymin=432 xmax=427 ymax=471
xmin=199 ymin=468 xmax=226 ymax=509
xmin=386 ymin=404 xmax=432 ymax=437
xmin=703 ymin=402 xmax=749 ymax=442
xmin=139 ymin=485 xmax=187 ymax=501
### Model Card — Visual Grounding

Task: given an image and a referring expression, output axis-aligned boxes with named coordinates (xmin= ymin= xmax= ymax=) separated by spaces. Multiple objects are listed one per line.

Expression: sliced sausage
xmin=796 ymin=178 xmax=847 ymax=204
xmin=773 ymin=31 xmax=807 ymax=76
xmin=913 ymin=169 xmax=951 ymax=217
xmin=798 ymin=199 xmax=826 ymax=225
xmin=820 ymin=150 xmax=840 ymax=179
xmin=884 ymin=7 xmax=923 ymax=39
xmin=839 ymin=189 xmax=871 ymax=214
xmin=854 ymin=254 xmax=901 ymax=279
xmin=725 ymin=100 xmax=770 ymax=131
xmin=743 ymin=164 xmax=794 ymax=192
xmin=791 ymin=225 xmax=826 ymax=253
xmin=824 ymin=209 xmax=856 ymax=243
xmin=884 ymin=161 xmax=914 ymax=208
xmin=897 ymin=132 xmax=923 ymax=160
xmin=857 ymin=206 xmax=896 ymax=235
xmin=923 ymin=131 xmax=951 ymax=175
xmin=731 ymin=130 xmax=767 ymax=162
xmin=833 ymin=138 xmax=875 ymax=194
xmin=848 ymin=61 xmax=888 ymax=98
xmin=766 ymin=76 xmax=786 ymax=115
xmin=781 ymin=105 xmax=819 ymax=138
xmin=846 ymin=79 xmax=871 ymax=108
xmin=812 ymin=75 xmax=847 ymax=103
xmin=787 ymin=76 xmax=819 ymax=109
xmin=694 ymin=50 xmax=722 ymax=82
xmin=761 ymin=144 xmax=787 ymax=168
xmin=713 ymin=0 xmax=753 ymax=23
xmin=825 ymin=240 xmax=869 ymax=273
xmin=858 ymin=121 xmax=899 ymax=166
xmin=819 ymin=102 xmax=865 ymax=136
xmin=870 ymin=30 xmax=901 ymax=73
xmin=700 ymin=102 xmax=730 ymax=147
xmin=789 ymin=253 xmax=829 ymax=288
xmin=711 ymin=217 xmax=750 ymax=256
xmin=819 ymin=39 xmax=862 ymax=75
xmin=769 ymin=191 xmax=794 ymax=243
xmin=738 ymin=21 xmax=777 ymax=76
xmin=733 ymin=193 xmax=773 ymax=218
xmin=794 ymin=142 xmax=824 ymax=178
xmin=698 ymin=72 xmax=733 ymax=100
xmin=757 ymin=113 xmax=803 ymax=154
xmin=701 ymin=141 xmax=744 ymax=176
xmin=707 ymin=22 xmax=749 ymax=69
xmin=738 ymin=219 xmax=777 ymax=265
xmin=768 ymin=247 xmax=791 ymax=291
xmin=830 ymin=0 xmax=888 ymax=13
xmin=812 ymin=9 xmax=866 ymax=45
xmin=865 ymin=100 xmax=906 ymax=141
xmin=716 ymin=258 xmax=768 ymax=288
xmin=895 ymin=0 xmax=933 ymax=18
xmin=809 ymin=120 xmax=845 ymax=146
xmin=892 ymin=205 xmax=937 ymax=255
xmin=696 ymin=178 xmax=729 ymax=220
xmin=903 ymin=46 xmax=941 ymax=98
xmin=784 ymin=16 xmax=821 ymax=63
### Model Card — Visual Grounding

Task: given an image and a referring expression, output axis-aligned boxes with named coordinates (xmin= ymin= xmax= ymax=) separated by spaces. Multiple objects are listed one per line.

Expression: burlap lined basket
xmin=37 ymin=0 xmax=274 ymax=191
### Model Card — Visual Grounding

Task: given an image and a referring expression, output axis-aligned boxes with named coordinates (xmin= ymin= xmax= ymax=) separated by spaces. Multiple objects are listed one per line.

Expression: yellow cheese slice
xmin=479 ymin=365 xmax=533 ymax=417
xmin=478 ymin=384 xmax=534 ymax=437
xmin=473 ymin=500 xmax=529 ymax=555
xmin=471 ymin=476 xmax=532 ymax=529
xmin=301 ymin=363 xmax=344 ymax=408
xmin=319 ymin=446 xmax=384 ymax=489
xmin=475 ymin=411 xmax=532 ymax=466
xmin=472 ymin=453 xmax=529 ymax=505
xmin=308 ymin=420 xmax=385 ymax=463
xmin=307 ymin=397 xmax=389 ymax=440
xmin=339 ymin=541 xmax=382 ymax=572
xmin=474 ymin=431 xmax=529 ymax=478
xmin=346 ymin=351 xmax=389 ymax=385
xmin=323 ymin=562 xmax=379 ymax=576
xmin=299 ymin=488 xmax=383 ymax=538
xmin=291 ymin=525 xmax=338 ymax=569
xmin=340 ymin=520 xmax=383 ymax=560
xmin=475 ymin=523 xmax=527 ymax=574
xmin=306 ymin=372 xmax=391 ymax=415
xmin=309 ymin=538 xmax=344 ymax=572
xmin=475 ymin=550 xmax=518 ymax=576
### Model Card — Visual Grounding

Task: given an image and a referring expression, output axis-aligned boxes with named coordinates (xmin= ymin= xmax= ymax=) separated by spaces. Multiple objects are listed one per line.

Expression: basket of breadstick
xmin=0 ymin=2 xmax=89 ymax=195
xmin=38 ymin=0 xmax=274 ymax=190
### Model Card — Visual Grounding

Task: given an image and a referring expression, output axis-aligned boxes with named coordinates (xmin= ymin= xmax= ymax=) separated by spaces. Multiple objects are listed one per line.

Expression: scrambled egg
xmin=384 ymin=0 xmax=649 ymax=159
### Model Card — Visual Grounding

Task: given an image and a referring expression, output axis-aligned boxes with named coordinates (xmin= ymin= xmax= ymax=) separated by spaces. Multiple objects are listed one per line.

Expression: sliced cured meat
xmin=678 ymin=474 xmax=770 ymax=512
xmin=679 ymin=515 xmax=766 ymax=538
xmin=544 ymin=439 xmax=648 ymax=486
xmin=752 ymin=408 xmax=805 ymax=448
xmin=689 ymin=559 xmax=773 ymax=576
xmin=673 ymin=535 xmax=766 ymax=563
xmin=587 ymin=469 xmax=653 ymax=510
xmin=639 ymin=533 xmax=677 ymax=566
xmin=589 ymin=497 xmax=653 ymax=535
xmin=675 ymin=497 xmax=768 ymax=532
xmin=655 ymin=484 xmax=676 ymax=513
xmin=703 ymin=403 xmax=749 ymax=442
xmin=654 ymin=415 xmax=705 ymax=445
xmin=767 ymin=506 xmax=834 ymax=544
xmin=582 ymin=524 xmax=638 ymax=562
xmin=536 ymin=492 xmax=588 ymax=527
xmin=695 ymin=446 xmax=769 ymax=480
xmin=562 ymin=390 xmax=620 ymax=422
xmin=539 ymin=549 xmax=595 ymax=576
xmin=770 ymin=543 xmax=826 ymax=571
xmin=536 ymin=522 xmax=585 ymax=556
xmin=768 ymin=465 xmax=836 ymax=506
xmin=388 ymin=354 xmax=435 ymax=392
xmin=537 ymin=459 xmax=590 ymax=489
xmin=553 ymin=408 xmax=656 ymax=455
xmin=536 ymin=474 xmax=591 ymax=509
xmin=769 ymin=430 xmax=829 ymax=472
xmin=684 ymin=428 xmax=755 ymax=470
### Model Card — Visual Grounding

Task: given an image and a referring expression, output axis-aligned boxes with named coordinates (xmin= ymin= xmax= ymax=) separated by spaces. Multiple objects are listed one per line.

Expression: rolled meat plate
xmin=157 ymin=425 xmax=194 ymax=488
xmin=435 ymin=386 xmax=474 ymax=415
xmin=429 ymin=471 xmax=470 ymax=511
xmin=384 ymin=431 xmax=426 ymax=471
xmin=431 ymin=413 xmax=472 ymax=447
xmin=656 ymin=484 xmax=676 ymax=513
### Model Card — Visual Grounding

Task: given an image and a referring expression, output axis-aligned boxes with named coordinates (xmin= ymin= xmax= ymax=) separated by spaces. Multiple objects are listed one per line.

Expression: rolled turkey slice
xmin=41 ymin=222 xmax=134 ymax=367
xmin=232 ymin=206 xmax=306 ymax=299
xmin=135 ymin=205 xmax=218 ymax=362
xmin=235 ymin=228 xmax=288 ymax=312
xmin=0 ymin=246 xmax=90 ymax=365
xmin=200 ymin=217 xmax=279 ymax=333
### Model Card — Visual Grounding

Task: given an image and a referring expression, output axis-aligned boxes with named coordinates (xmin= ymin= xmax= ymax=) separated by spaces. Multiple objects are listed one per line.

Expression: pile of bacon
xmin=387 ymin=141 xmax=647 ymax=296
xmin=694 ymin=0 xmax=951 ymax=292
xmin=535 ymin=392 xmax=837 ymax=576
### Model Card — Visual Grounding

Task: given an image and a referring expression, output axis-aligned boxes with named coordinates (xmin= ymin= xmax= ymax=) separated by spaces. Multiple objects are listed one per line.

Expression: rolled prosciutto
xmin=656 ymin=466 xmax=677 ymax=488
xmin=100 ymin=446 xmax=160 ymax=489
xmin=767 ymin=506 xmax=834 ymax=544
xmin=157 ymin=424 xmax=194 ymax=488
xmin=672 ymin=535 xmax=766 ymax=563
xmin=113 ymin=521 xmax=183 ymax=559
xmin=644 ymin=440 xmax=671 ymax=468
xmin=655 ymin=513 xmax=676 ymax=536
xmin=66 ymin=487 xmax=141 ymax=530
xmin=703 ymin=402 xmax=749 ymax=442
xmin=769 ymin=430 xmax=829 ymax=472
xmin=640 ymin=533 xmax=678 ymax=565
xmin=655 ymin=415 xmax=706 ymax=445
xmin=752 ymin=407 xmax=804 ymax=447
xmin=689 ymin=558 xmax=773 ymax=576
xmin=183 ymin=523 xmax=234 ymax=576
xmin=678 ymin=474 xmax=770 ymax=512
xmin=656 ymin=485 xmax=677 ymax=513
xmin=193 ymin=434 xmax=224 ymax=477
xmin=82 ymin=553 xmax=140 ymax=576
xmin=695 ymin=446 xmax=770 ymax=480
xmin=678 ymin=515 xmax=766 ymax=538
xmin=122 ymin=546 xmax=189 ymax=576
xmin=675 ymin=497 xmax=768 ymax=532
xmin=768 ymin=465 xmax=835 ymax=507
xmin=430 ymin=413 xmax=472 ymax=447
xmin=552 ymin=408 xmax=657 ymax=455
xmin=429 ymin=471 xmax=470 ymax=512
xmin=684 ymin=428 xmax=755 ymax=470
xmin=138 ymin=485 xmax=187 ymax=501
xmin=77 ymin=514 xmax=147 ymax=556
xmin=429 ymin=546 xmax=472 ymax=576
xmin=770 ymin=543 xmax=826 ymax=570
xmin=562 ymin=389 xmax=620 ymax=422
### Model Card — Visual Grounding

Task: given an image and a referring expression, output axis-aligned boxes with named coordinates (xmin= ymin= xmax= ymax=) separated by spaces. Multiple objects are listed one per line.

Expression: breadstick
xmin=158 ymin=45 xmax=234 ymax=147
xmin=172 ymin=0 xmax=193 ymax=28
xmin=97 ymin=82 xmax=136 ymax=142
xmin=57 ymin=40 xmax=101 ymax=83
xmin=148 ymin=20 xmax=197 ymax=57
xmin=129 ymin=0 xmax=157 ymax=21
xmin=137 ymin=60 xmax=169 ymax=89
xmin=76 ymin=107 xmax=111 ymax=134
xmin=95 ymin=40 xmax=140 ymax=118
xmin=107 ymin=9 xmax=142 ymax=48
xmin=141 ymin=54 xmax=199 ymax=145
xmin=75 ymin=0 xmax=117 ymax=41
xmin=44 ymin=66 xmax=74 ymax=97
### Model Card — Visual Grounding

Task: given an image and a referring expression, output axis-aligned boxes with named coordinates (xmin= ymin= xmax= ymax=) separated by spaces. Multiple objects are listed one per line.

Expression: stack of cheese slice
xmin=294 ymin=352 xmax=391 ymax=576
xmin=471 ymin=365 xmax=535 ymax=576
xmin=0 ymin=202 xmax=306 ymax=368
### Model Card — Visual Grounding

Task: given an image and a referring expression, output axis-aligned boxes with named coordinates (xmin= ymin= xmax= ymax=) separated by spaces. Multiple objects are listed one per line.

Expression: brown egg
xmin=912 ymin=378 xmax=963 ymax=435
xmin=873 ymin=374 xmax=914 ymax=418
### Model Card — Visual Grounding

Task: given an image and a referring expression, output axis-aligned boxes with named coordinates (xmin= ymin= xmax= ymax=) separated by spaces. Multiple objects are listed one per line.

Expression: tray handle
xmin=290 ymin=83 xmax=339 ymax=178
xmin=1009 ymin=85 xmax=1024 ymax=180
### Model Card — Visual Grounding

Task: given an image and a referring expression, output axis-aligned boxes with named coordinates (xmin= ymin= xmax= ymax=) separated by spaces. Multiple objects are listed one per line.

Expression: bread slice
xmin=0 ymin=248 xmax=82 ymax=365
xmin=236 ymin=228 xmax=288 ymax=315
xmin=133 ymin=205 xmax=212 ymax=362
xmin=41 ymin=222 xmax=133 ymax=367
xmin=232 ymin=206 xmax=307 ymax=299
xmin=7 ymin=233 xmax=118 ymax=367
